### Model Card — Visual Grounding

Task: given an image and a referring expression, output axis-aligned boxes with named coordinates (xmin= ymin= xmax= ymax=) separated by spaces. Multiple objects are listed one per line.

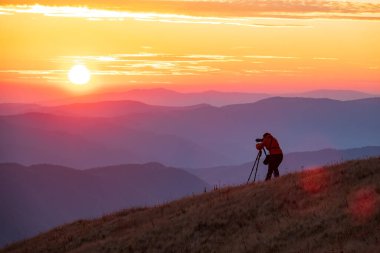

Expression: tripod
xmin=247 ymin=150 xmax=262 ymax=184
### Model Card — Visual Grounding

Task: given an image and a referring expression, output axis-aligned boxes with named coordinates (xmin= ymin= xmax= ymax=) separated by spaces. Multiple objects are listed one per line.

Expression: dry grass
xmin=2 ymin=157 xmax=380 ymax=253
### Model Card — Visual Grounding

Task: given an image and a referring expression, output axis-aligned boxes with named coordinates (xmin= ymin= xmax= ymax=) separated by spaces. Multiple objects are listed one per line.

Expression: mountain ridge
xmin=2 ymin=95 xmax=380 ymax=117
xmin=47 ymin=88 xmax=379 ymax=107
xmin=0 ymin=162 xmax=208 ymax=247
xmin=2 ymin=86 xmax=378 ymax=107
xmin=1 ymin=97 xmax=379 ymax=168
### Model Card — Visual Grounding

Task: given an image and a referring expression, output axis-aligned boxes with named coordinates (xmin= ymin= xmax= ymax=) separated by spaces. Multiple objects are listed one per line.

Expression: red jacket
xmin=256 ymin=134 xmax=283 ymax=155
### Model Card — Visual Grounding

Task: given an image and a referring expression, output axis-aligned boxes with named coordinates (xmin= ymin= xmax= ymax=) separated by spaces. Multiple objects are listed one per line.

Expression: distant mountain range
xmin=0 ymin=162 xmax=208 ymax=247
xmin=1 ymin=97 xmax=379 ymax=168
xmin=188 ymin=146 xmax=380 ymax=186
xmin=58 ymin=88 xmax=269 ymax=107
xmin=284 ymin=89 xmax=377 ymax=101
xmin=1 ymin=87 xmax=378 ymax=107
xmin=46 ymin=88 xmax=380 ymax=107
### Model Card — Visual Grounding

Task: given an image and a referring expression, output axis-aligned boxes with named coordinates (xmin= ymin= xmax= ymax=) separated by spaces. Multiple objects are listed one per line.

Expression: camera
xmin=255 ymin=138 xmax=263 ymax=142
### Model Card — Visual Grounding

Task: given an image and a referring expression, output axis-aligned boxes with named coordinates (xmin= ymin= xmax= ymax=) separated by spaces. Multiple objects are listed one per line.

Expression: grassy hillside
xmin=189 ymin=146 xmax=380 ymax=186
xmin=2 ymin=157 xmax=380 ymax=253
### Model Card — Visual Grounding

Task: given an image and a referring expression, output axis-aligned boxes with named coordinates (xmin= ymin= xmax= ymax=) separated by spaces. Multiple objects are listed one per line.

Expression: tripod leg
xmin=247 ymin=152 xmax=261 ymax=184
xmin=253 ymin=157 xmax=260 ymax=182
xmin=253 ymin=151 xmax=262 ymax=183
xmin=247 ymin=162 xmax=256 ymax=184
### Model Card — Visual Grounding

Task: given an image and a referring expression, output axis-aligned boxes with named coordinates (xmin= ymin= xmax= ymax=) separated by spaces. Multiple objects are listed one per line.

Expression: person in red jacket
xmin=256 ymin=132 xmax=283 ymax=181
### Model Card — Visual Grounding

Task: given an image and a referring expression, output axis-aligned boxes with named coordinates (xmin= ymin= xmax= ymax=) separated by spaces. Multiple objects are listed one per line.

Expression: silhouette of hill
xmin=0 ymin=112 xmax=226 ymax=168
xmin=114 ymin=97 xmax=380 ymax=164
xmin=1 ymin=97 xmax=379 ymax=168
xmin=0 ymin=103 xmax=43 ymax=116
xmin=43 ymin=88 xmax=378 ymax=107
xmin=292 ymin=89 xmax=377 ymax=101
xmin=189 ymin=146 xmax=380 ymax=186
xmin=2 ymin=157 xmax=379 ymax=252
xmin=45 ymin=88 xmax=271 ymax=107
xmin=49 ymin=100 xmax=214 ymax=117
xmin=0 ymin=163 xmax=208 ymax=247
xmin=0 ymin=100 xmax=213 ymax=117
xmin=1 ymin=86 xmax=378 ymax=107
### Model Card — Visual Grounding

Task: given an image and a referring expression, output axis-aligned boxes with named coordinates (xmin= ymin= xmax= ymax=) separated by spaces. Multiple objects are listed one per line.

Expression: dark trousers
xmin=265 ymin=154 xmax=283 ymax=181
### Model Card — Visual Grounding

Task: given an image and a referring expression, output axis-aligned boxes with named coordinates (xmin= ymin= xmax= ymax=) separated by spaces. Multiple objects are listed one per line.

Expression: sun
xmin=68 ymin=64 xmax=91 ymax=85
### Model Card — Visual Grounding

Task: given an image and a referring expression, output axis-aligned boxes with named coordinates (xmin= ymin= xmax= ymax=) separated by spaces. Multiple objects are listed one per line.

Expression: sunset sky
xmin=1 ymin=0 xmax=379 ymax=101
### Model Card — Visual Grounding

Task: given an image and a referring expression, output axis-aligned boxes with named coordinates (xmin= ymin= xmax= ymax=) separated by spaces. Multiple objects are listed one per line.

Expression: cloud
xmin=61 ymin=53 xmax=240 ymax=64
xmin=0 ymin=54 xmax=230 ymax=82
xmin=0 ymin=5 xmax=311 ymax=28
xmin=1 ymin=53 xmax=306 ymax=82
xmin=245 ymin=55 xmax=299 ymax=59
xmin=0 ymin=53 xmax=372 ymax=82
xmin=0 ymin=69 xmax=65 ymax=82
xmin=313 ymin=57 xmax=339 ymax=61
xmin=62 ymin=54 xmax=226 ymax=76
xmin=1 ymin=0 xmax=379 ymax=20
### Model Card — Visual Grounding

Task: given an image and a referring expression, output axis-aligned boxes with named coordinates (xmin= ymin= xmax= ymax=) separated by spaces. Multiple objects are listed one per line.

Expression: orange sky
xmin=0 ymin=0 xmax=379 ymax=100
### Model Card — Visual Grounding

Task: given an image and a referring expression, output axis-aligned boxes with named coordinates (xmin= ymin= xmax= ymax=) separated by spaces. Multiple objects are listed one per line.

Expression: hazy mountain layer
xmin=0 ymin=163 xmax=208 ymax=247
xmin=1 ymin=97 xmax=379 ymax=168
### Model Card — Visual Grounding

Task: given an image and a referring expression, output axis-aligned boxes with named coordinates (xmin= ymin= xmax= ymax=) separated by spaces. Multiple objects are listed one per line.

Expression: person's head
xmin=263 ymin=132 xmax=272 ymax=138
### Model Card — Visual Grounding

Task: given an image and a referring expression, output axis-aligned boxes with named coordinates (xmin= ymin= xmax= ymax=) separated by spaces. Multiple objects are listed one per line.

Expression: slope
xmin=189 ymin=146 xmax=380 ymax=186
xmin=2 ymin=157 xmax=379 ymax=253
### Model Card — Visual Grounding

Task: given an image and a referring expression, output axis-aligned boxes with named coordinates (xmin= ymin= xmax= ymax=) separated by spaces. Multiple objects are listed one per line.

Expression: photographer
xmin=256 ymin=133 xmax=283 ymax=181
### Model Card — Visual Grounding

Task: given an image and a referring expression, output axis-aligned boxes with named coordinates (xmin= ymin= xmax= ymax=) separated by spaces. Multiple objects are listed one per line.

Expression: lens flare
xmin=348 ymin=187 xmax=379 ymax=223
xmin=299 ymin=167 xmax=330 ymax=194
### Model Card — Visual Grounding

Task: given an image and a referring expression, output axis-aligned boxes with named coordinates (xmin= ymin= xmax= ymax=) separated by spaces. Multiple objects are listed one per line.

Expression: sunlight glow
xmin=68 ymin=64 xmax=91 ymax=85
